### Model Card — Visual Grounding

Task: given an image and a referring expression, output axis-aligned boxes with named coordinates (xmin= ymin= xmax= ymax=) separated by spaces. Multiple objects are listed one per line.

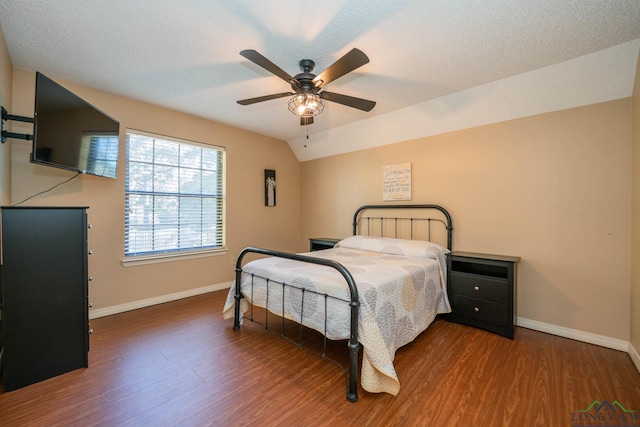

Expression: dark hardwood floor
xmin=0 ymin=290 xmax=638 ymax=426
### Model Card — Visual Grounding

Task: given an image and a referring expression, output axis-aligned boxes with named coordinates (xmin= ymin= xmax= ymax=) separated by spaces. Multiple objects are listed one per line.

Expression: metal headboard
xmin=352 ymin=204 xmax=453 ymax=250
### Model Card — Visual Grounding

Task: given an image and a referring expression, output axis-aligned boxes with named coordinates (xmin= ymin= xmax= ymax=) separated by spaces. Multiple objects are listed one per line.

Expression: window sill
xmin=121 ymin=248 xmax=228 ymax=267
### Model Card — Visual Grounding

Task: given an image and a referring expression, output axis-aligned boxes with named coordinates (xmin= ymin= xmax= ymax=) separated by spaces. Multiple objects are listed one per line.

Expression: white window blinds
xmin=124 ymin=130 xmax=225 ymax=257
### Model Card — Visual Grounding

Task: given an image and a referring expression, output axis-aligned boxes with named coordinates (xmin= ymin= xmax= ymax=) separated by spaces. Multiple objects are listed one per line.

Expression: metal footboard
xmin=233 ymin=246 xmax=361 ymax=402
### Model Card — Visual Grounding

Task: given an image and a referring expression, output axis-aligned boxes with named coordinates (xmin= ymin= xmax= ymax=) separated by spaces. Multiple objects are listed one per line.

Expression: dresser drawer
xmin=450 ymin=294 xmax=509 ymax=326
xmin=449 ymin=272 xmax=508 ymax=304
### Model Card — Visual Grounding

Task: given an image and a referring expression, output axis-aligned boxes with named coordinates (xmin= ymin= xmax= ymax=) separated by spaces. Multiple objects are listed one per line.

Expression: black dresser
xmin=1 ymin=206 xmax=91 ymax=391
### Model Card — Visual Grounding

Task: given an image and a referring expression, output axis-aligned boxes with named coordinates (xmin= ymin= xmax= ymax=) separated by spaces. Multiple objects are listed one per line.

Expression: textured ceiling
xmin=1 ymin=0 xmax=640 ymax=160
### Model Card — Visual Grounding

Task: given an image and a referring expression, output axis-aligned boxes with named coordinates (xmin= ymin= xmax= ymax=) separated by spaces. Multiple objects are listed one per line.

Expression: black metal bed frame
xmin=232 ymin=204 xmax=453 ymax=402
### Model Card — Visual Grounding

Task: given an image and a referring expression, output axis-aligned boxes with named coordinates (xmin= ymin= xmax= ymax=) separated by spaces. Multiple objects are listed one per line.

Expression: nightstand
xmin=309 ymin=237 xmax=341 ymax=251
xmin=446 ymin=251 xmax=520 ymax=339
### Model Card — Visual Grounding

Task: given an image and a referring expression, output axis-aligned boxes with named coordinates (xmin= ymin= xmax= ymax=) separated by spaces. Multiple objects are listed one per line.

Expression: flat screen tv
xmin=31 ymin=72 xmax=120 ymax=179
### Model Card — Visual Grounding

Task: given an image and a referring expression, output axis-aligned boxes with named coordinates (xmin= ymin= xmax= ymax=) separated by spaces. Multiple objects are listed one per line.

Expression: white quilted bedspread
xmin=222 ymin=236 xmax=451 ymax=395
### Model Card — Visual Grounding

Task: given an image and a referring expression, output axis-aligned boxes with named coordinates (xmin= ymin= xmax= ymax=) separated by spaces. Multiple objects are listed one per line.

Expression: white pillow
xmin=335 ymin=235 xmax=449 ymax=259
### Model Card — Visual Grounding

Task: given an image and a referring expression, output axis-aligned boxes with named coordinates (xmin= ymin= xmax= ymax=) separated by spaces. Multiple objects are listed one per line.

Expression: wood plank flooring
xmin=0 ymin=289 xmax=638 ymax=426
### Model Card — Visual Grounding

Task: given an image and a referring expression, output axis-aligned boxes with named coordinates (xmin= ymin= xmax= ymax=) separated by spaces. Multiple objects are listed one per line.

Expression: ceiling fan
xmin=237 ymin=48 xmax=376 ymax=126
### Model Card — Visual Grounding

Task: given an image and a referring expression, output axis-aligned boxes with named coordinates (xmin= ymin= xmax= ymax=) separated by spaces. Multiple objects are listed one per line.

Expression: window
xmin=124 ymin=130 xmax=225 ymax=260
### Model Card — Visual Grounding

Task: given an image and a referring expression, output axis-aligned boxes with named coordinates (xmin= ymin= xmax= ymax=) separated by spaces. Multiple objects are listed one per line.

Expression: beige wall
xmin=0 ymin=23 xmax=13 ymax=264
xmin=0 ymin=23 xmax=12 ymax=206
xmin=631 ymin=52 xmax=640 ymax=358
xmin=9 ymin=68 xmax=301 ymax=310
xmin=301 ymin=100 xmax=632 ymax=341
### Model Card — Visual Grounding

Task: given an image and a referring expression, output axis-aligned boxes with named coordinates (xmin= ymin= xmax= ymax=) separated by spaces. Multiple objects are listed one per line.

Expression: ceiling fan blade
xmin=237 ymin=92 xmax=294 ymax=106
xmin=300 ymin=116 xmax=314 ymax=126
xmin=240 ymin=50 xmax=298 ymax=86
xmin=312 ymin=48 xmax=370 ymax=89
xmin=319 ymin=91 xmax=376 ymax=112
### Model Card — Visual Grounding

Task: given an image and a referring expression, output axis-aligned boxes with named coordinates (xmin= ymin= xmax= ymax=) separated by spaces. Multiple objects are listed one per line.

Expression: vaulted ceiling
xmin=1 ymin=1 xmax=639 ymax=161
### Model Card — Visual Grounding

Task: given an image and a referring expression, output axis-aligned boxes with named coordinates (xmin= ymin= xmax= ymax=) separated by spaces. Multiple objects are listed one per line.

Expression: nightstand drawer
xmin=449 ymin=272 xmax=508 ymax=304
xmin=450 ymin=295 xmax=508 ymax=326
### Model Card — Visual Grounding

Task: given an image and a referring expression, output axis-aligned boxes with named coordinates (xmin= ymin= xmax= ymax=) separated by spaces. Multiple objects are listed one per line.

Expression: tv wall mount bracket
xmin=1 ymin=106 xmax=34 ymax=143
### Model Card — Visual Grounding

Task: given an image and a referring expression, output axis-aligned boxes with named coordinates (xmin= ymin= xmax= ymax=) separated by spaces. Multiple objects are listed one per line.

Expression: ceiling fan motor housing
xmin=292 ymin=59 xmax=318 ymax=92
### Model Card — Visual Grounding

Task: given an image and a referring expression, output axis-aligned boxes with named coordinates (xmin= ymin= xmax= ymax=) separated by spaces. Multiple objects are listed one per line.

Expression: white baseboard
xmin=628 ymin=342 xmax=640 ymax=374
xmin=516 ymin=317 xmax=629 ymax=352
xmin=89 ymin=281 xmax=233 ymax=319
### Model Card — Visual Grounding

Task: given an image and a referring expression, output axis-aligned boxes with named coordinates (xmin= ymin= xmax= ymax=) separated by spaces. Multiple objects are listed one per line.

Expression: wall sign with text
xmin=382 ymin=163 xmax=412 ymax=201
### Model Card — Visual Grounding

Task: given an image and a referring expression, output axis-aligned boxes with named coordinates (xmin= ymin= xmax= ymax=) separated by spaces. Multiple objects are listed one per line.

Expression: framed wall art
xmin=265 ymin=169 xmax=276 ymax=206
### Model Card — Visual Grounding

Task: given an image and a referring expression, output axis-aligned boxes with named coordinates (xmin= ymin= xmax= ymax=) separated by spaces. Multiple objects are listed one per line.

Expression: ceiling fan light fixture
xmin=288 ymin=91 xmax=324 ymax=118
